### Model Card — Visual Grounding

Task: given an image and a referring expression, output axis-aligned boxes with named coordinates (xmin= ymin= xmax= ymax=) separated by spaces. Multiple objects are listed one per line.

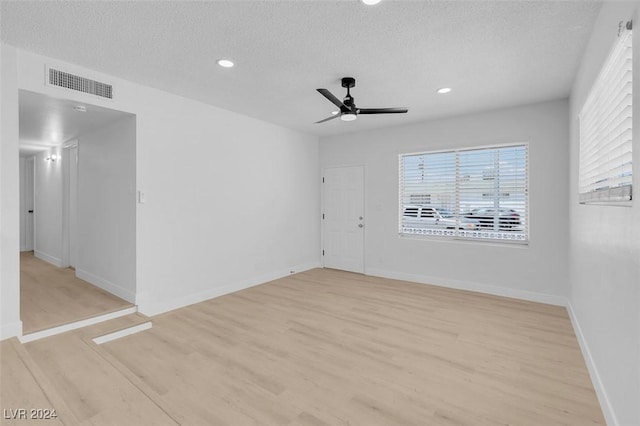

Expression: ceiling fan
xmin=315 ymin=77 xmax=408 ymax=124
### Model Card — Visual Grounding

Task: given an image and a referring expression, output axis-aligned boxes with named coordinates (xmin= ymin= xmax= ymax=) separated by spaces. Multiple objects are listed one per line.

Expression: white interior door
xmin=322 ymin=165 xmax=364 ymax=273
xmin=24 ymin=156 xmax=35 ymax=251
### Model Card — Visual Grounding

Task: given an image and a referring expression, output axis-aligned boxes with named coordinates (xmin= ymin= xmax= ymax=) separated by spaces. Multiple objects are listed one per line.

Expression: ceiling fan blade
xmin=315 ymin=114 xmax=341 ymax=124
xmin=357 ymin=108 xmax=408 ymax=114
xmin=317 ymin=88 xmax=346 ymax=109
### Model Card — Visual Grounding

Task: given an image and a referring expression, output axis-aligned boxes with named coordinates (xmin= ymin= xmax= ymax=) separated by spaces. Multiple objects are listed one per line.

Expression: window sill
xmin=579 ymin=200 xmax=632 ymax=207
xmin=398 ymin=232 xmax=529 ymax=247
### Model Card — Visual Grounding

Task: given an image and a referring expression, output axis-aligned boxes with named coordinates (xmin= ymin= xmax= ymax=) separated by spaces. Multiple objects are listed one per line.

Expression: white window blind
xmin=399 ymin=144 xmax=528 ymax=242
xmin=579 ymin=27 xmax=632 ymax=204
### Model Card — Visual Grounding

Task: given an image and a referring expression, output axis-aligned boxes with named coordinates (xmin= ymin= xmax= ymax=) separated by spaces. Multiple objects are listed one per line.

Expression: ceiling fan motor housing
xmin=341 ymin=77 xmax=356 ymax=111
xmin=343 ymin=95 xmax=355 ymax=110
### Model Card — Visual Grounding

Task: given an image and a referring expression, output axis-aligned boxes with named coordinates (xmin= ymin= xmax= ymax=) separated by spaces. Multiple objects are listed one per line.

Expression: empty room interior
xmin=0 ymin=1 xmax=638 ymax=426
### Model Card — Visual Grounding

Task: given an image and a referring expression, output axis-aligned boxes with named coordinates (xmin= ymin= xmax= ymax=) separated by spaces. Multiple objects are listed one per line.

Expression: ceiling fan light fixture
xmin=340 ymin=112 xmax=357 ymax=122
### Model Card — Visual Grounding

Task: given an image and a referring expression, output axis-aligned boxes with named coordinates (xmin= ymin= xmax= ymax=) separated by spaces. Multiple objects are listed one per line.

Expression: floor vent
xmin=47 ymin=67 xmax=113 ymax=100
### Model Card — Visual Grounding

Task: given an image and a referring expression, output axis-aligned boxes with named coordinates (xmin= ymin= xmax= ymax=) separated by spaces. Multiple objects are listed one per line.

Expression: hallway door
xmin=322 ymin=165 xmax=365 ymax=274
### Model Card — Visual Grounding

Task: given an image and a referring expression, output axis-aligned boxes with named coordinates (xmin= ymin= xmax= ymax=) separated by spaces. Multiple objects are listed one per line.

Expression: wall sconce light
xmin=46 ymin=154 xmax=58 ymax=162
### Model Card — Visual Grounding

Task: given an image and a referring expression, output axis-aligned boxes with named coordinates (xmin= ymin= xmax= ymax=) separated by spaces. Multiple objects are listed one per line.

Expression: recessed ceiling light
xmin=73 ymin=105 xmax=87 ymax=112
xmin=217 ymin=59 xmax=234 ymax=68
xmin=437 ymin=87 xmax=452 ymax=94
xmin=361 ymin=0 xmax=382 ymax=5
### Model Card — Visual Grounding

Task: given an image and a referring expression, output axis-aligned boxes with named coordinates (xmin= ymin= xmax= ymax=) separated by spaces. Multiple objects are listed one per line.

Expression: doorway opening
xmin=18 ymin=89 xmax=137 ymax=335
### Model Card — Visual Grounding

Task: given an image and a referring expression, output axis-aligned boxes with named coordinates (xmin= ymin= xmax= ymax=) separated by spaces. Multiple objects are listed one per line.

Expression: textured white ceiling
xmin=2 ymin=1 xmax=601 ymax=137
xmin=19 ymin=90 xmax=132 ymax=156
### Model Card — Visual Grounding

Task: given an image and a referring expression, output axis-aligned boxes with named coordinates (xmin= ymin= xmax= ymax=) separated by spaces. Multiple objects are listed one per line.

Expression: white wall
xmin=33 ymin=148 xmax=63 ymax=266
xmin=0 ymin=46 xmax=320 ymax=337
xmin=134 ymin=98 xmax=320 ymax=314
xmin=568 ymin=3 xmax=640 ymax=425
xmin=76 ymin=115 xmax=136 ymax=302
xmin=320 ymin=99 xmax=570 ymax=304
xmin=0 ymin=44 xmax=22 ymax=339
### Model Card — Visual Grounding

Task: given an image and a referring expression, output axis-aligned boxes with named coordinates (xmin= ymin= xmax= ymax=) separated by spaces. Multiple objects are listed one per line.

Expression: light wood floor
xmin=2 ymin=268 xmax=604 ymax=425
xmin=20 ymin=252 xmax=133 ymax=334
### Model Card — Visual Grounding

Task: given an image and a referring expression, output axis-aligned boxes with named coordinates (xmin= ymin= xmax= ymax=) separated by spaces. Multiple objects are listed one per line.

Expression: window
xmin=399 ymin=144 xmax=528 ymax=242
xmin=579 ymin=26 xmax=632 ymax=204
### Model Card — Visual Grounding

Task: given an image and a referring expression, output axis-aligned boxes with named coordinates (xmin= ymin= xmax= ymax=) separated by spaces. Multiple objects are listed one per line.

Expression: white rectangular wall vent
xmin=47 ymin=67 xmax=113 ymax=100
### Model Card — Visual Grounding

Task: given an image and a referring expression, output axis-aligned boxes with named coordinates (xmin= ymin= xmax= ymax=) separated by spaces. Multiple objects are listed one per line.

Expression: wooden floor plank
xmin=20 ymin=252 xmax=133 ymax=334
xmin=20 ymin=322 xmax=174 ymax=425
xmin=0 ymin=339 xmax=64 ymax=426
xmin=3 ymin=268 xmax=605 ymax=425
xmin=103 ymin=269 xmax=605 ymax=426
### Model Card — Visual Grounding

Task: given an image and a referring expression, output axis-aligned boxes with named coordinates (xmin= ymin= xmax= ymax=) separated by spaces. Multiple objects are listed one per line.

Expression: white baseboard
xmin=34 ymin=250 xmax=62 ymax=268
xmin=19 ymin=306 xmax=138 ymax=344
xmin=365 ymin=267 xmax=567 ymax=306
xmin=138 ymin=261 xmax=321 ymax=317
xmin=0 ymin=320 xmax=23 ymax=341
xmin=76 ymin=269 xmax=136 ymax=303
xmin=567 ymin=302 xmax=617 ymax=426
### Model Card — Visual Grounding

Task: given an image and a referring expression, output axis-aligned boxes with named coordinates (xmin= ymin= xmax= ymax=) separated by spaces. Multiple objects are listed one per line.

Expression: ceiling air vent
xmin=47 ymin=67 xmax=113 ymax=100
